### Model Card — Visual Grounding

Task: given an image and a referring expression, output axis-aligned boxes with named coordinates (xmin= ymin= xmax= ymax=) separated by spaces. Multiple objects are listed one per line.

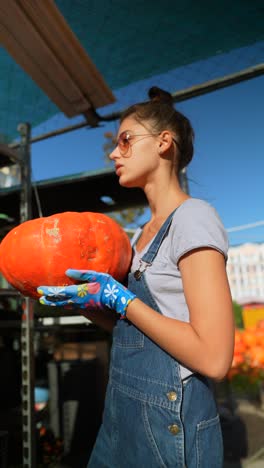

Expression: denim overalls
xmin=88 ymin=211 xmax=223 ymax=467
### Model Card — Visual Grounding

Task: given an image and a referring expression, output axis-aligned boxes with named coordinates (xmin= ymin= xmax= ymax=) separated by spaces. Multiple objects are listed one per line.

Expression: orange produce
xmin=0 ymin=212 xmax=132 ymax=299
xmin=255 ymin=329 xmax=264 ymax=347
xmin=257 ymin=319 xmax=264 ymax=330
xmin=234 ymin=329 xmax=242 ymax=342
xmin=234 ymin=340 xmax=247 ymax=355
xmin=246 ymin=346 xmax=264 ymax=367
xmin=228 ymin=326 xmax=264 ymax=381
xmin=231 ymin=353 xmax=244 ymax=367
xmin=242 ymin=329 xmax=258 ymax=348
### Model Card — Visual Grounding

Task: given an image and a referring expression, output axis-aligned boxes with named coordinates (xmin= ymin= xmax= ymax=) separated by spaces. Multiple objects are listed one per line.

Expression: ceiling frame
xmin=0 ymin=0 xmax=115 ymax=125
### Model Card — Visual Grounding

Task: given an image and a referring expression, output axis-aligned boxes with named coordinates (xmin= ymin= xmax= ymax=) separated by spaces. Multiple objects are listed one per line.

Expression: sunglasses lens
xmin=118 ymin=132 xmax=129 ymax=155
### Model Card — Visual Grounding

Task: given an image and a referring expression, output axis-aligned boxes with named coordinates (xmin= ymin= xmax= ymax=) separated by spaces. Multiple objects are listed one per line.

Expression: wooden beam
xmin=0 ymin=0 xmax=115 ymax=122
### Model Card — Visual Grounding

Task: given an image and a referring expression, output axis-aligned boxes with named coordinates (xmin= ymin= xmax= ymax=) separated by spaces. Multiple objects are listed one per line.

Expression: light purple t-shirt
xmin=131 ymin=198 xmax=229 ymax=379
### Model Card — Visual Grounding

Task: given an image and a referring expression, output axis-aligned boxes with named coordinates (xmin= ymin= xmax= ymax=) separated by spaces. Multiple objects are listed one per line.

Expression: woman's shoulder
xmin=170 ymin=197 xmax=228 ymax=241
xmin=170 ymin=198 xmax=229 ymax=262
xmin=177 ymin=197 xmax=218 ymax=211
xmin=173 ymin=197 xmax=223 ymax=225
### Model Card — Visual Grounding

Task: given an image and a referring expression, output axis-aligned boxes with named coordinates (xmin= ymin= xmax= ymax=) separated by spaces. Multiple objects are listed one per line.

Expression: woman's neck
xmin=143 ymin=176 xmax=190 ymax=220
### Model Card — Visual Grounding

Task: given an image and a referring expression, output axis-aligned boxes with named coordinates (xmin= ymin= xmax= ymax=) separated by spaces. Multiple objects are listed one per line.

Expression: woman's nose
xmin=108 ymin=145 xmax=120 ymax=161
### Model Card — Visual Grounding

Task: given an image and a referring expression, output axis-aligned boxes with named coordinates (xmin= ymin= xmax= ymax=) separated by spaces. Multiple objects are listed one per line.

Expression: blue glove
xmin=37 ymin=269 xmax=136 ymax=317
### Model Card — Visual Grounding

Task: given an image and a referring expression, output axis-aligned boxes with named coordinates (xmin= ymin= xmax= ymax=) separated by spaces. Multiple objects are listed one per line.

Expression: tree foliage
xmin=233 ymin=300 xmax=244 ymax=329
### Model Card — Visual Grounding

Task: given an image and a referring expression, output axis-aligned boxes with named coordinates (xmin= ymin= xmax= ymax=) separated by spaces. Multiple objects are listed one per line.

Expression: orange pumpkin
xmin=231 ymin=353 xmax=244 ymax=368
xmin=234 ymin=341 xmax=246 ymax=355
xmin=242 ymin=329 xmax=258 ymax=348
xmin=234 ymin=329 xmax=244 ymax=346
xmin=246 ymin=346 xmax=264 ymax=367
xmin=257 ymin=319 xmax=264 ymax=330
xmin=255 ymin=329 xmax=264 ymax=347
xmin=0 ymin=212 xmax=132 ymax=299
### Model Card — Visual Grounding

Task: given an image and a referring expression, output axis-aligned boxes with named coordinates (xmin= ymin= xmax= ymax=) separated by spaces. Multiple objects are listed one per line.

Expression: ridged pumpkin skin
xmin=0 ymin=212 xmax=132 ymax=299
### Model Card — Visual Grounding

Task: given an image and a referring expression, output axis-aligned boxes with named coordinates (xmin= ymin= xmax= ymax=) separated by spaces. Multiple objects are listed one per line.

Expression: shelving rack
xmin=18 ymin=124 xmax=37 ymax=468
xmin=0 ymin=123 xmax=126 ymax=468
xmin=0 ymin=123 xmax=36 ymax=467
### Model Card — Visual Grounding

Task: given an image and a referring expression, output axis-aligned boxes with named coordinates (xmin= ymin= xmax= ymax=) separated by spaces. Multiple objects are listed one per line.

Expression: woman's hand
xmin=37 ymin=269 xmax=136 ymax=317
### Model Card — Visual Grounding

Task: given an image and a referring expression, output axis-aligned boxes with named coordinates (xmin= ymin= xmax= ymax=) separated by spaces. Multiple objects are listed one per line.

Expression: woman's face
xmin=109 ymin=116 xmax=161 ymax=188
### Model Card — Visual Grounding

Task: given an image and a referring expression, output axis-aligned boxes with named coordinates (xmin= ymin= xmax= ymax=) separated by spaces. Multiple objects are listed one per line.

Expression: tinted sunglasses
xmin=116 ymin=131 xmax=179 ymax=157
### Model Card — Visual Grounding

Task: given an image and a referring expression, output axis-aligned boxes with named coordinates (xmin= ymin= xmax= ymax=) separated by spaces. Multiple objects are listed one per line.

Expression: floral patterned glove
xmin=37 ymin=269 xmax=136 ymax=317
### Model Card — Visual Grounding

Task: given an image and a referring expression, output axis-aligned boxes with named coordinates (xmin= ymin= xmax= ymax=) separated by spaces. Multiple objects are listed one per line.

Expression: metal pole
xmin=18 ymin=123 xmax=36 ymax=468
xmin=8 ymin=63 xmax=264 ymax=149
xmin=18 ymin=123 xmax=32 ymax=221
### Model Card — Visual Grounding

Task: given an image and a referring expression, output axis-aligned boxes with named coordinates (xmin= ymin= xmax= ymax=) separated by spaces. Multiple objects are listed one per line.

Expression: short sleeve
xmin=170 ymin=199 xmax=229 ymax=265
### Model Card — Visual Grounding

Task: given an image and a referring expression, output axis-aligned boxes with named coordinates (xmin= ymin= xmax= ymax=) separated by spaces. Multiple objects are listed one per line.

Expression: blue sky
xmin=30 ymin=45 xmax=264 ymax=247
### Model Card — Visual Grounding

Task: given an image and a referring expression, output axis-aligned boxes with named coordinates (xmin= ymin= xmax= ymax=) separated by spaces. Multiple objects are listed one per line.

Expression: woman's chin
xmin=118 ymin=172 xmax=145 ymax=189
xmin=118 ymin=176 xmax=136 ymax=188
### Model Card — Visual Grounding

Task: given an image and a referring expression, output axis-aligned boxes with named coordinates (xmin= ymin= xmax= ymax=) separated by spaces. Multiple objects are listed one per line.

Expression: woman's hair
xmin=120 ymin=86 xmax=194 ymax=172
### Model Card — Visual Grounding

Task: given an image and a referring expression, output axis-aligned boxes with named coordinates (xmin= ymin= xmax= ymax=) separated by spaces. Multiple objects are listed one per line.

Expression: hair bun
xmin=148 ymin=86 xmax=174 ymax=106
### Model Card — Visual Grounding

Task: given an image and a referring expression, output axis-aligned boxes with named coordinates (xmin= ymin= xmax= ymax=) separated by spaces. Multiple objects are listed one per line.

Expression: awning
xmin=0 ymin=167 xmax=147 ymax=233
xmin=0 ymin=0 xmax=263 ymax=142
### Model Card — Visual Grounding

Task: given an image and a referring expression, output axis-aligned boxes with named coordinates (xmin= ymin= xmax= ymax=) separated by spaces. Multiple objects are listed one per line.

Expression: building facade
xmin=226 ymin=243 xmax=264 ymax=302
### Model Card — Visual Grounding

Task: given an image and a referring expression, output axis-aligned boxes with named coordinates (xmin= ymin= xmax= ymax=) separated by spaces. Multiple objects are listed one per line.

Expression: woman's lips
xmin=115 ymin=165 xmax=123 ymax=175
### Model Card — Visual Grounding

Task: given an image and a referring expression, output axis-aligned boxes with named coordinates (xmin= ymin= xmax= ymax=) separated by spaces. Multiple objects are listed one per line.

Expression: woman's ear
xmin=158 ymin=131 xmax=174 ymax=154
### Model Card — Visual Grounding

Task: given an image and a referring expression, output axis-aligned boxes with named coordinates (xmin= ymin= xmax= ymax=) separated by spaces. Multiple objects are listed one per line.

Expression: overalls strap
xmin=135 ymin=209 xmax=177 ymax=276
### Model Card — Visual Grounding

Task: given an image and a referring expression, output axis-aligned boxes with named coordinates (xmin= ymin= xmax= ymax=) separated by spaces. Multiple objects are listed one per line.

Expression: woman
xmin=38 ymin=87 xmax=234 ymax=467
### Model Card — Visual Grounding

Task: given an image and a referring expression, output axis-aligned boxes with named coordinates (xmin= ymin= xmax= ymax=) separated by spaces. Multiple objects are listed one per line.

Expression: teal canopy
xmin=0 ymin=0 xmax=264 ymax=142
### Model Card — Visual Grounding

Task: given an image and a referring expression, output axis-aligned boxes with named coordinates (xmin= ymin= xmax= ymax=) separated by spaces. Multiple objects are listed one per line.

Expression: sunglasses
xmin=116 ymin=131 xmax=179 ymax=157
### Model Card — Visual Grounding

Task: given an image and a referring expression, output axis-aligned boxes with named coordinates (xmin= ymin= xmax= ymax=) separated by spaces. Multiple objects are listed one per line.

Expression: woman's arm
xmin=126 ymin=247 xmax=235 ymax=380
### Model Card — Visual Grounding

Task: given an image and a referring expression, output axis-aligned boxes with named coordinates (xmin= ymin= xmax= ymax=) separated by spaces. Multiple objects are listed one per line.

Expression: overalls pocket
xmin=196 ymin=414 xmax=223 ymax=468
xmin=111 ymin=385 xmax=184 ymax=468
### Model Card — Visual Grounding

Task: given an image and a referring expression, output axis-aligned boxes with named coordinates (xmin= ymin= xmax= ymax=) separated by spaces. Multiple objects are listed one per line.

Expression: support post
xmin=18 ymin=123 xmax=36 ymax=468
